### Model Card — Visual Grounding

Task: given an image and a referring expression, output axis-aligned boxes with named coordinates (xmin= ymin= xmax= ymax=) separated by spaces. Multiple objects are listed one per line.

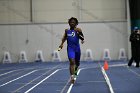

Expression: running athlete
xmin=58 ymin=17 xmax=85 ymax=83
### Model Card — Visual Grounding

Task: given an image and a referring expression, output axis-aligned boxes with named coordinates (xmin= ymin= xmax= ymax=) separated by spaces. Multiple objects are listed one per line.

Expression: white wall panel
xmin=0 ymin=22 xmax=128 ymax=62
xmin=0 ymin=0 xmax=126 ymax=23
xmin=0 ymin=0 xmax=30 ymax=24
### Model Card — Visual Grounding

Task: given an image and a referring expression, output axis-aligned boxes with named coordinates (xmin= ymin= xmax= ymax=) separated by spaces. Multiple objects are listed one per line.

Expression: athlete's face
xmin=69 ymin=19 xmax=77 ymax=28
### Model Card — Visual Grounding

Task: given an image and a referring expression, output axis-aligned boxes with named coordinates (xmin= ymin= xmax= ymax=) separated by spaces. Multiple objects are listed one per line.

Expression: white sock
xmin=71 ymin=75 xmax=74 ymax=78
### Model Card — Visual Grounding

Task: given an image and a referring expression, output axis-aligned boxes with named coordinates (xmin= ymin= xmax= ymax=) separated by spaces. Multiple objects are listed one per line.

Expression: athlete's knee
xmin=75 ymin=60 xmax=80 ymax=67
xmin=69 ymin=59 xmax=75 ymax=65
xmin=70 ymin=61 xmax=75 ymax=66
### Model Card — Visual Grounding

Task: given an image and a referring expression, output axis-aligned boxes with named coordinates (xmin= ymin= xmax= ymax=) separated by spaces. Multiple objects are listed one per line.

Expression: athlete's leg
xmin=74 ymin=60 xmax=80 ymax=75
xmin=69 ymin=58 xmax=75 ymax=83
xmin=69 ymin=58 xmax=75 ymax=76
xmin=75 ymin=47 xmax=81 ymax=75
xmin=67 ymin=47 xmax=76 ymax=83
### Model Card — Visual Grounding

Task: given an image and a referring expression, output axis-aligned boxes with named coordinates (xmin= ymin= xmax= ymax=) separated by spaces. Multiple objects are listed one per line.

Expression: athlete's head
xmin=68 ymin=17 xmax=78 ymax=28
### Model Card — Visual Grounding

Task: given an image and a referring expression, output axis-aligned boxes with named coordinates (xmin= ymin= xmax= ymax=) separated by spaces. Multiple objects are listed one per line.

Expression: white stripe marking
xmin=66 ymin=69 xmax=81 ymax=93
xmin=109 ymin=64 xmax=127 ymax=67
xmin=127 ymin=68 xmax=140 ymax=77
xmin=0 ymin=70 xmax=37 ymax=87
xmin=24 ymin=69 xmax=59 ymax=93
xmin=0 ymin=70 xmax=18 ymax=77
xmin=101 ymin=67 xmax=114 ymax=93
xmin=0 ymin=68 xmax=32 ymax=77
xmin=13 ymin=64 xmax=61 ymax=93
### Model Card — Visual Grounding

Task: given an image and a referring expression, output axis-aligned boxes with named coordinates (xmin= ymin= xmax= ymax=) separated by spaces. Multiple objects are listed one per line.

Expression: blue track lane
xmin=0 ymin=69 xmax=53 ymax=93
xmin=26 ymin=69 xmax=70 ymax=93
xmin=70 ymin=68 xmax=110 ymax=93
xmin=106 ymin=66 xmax=140 ymax=93
xmin=0 ymin=61 xmax=139 ymax=93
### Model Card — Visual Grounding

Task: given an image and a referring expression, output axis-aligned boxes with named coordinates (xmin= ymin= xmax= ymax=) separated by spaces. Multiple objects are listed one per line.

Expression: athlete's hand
xmin=81 ymin=40 xmax=85 ymax=44
xmin=59 ymin=44 xmax=63 ymax=49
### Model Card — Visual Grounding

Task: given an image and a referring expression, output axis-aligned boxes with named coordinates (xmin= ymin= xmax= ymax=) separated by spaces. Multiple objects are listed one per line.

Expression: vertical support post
xmin=126 ymin=0 xmax=131 ymax=59
xmin=30 ymin=0 xmax=33 ymax=22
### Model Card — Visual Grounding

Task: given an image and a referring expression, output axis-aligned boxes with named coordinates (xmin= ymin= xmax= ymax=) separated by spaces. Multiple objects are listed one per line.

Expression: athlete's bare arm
xmin=75 ymin=28 xmax=85 ymax=44
xmin=59 ymin=29 xmax=68 ymax=49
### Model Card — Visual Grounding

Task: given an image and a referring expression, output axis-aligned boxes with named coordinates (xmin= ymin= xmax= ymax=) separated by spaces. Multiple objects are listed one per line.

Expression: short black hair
xmin=68 ymin=17 xmax=78 ymax=25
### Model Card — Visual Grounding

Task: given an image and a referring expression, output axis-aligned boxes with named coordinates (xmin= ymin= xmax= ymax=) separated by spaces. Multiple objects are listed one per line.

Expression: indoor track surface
xmin=0 ymin=61 xmax=140 ymax=93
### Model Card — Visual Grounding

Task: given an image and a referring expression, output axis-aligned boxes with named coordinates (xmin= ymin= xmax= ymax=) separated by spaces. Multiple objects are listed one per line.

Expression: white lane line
xmin=66 ymin=69 xmax=81 ymax=93
xmin=0 ymin=70 xmax=18 ymax=77
xmin=0 ymin=70 xmax=37 ymax=87
xmin=127 ymin=68 xmax=140 ymax=77
xmin=0 ymin=67 xmax=35 ymax=71
xmin=60 ymin=77 xmax=71 ymax=93
xmin=13 ymin=64 xmax=61 ymax=93
xmin=101 ymin=67 xmax=114 ymax=93
xmin=109 ymin=64 xmax=127 ymax=67
xmin=24 ymin=69 xmax=59 ymax=93
xmin=80 ymin=66 xmax=98 ymax=70
xmin=0 ymin=68 xmax=33 ymax=77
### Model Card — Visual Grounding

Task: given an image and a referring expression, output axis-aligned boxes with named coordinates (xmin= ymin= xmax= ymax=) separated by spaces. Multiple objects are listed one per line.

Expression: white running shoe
xmin=71 ymin=75 xmax=75 ymax=84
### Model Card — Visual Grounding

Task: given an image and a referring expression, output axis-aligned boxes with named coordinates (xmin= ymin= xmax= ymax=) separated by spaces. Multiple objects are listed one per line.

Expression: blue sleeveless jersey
xmin=66 ymin=29 xmax=80 ymax=47
xmin=66 ymin=29 xmax=81 ymax=60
